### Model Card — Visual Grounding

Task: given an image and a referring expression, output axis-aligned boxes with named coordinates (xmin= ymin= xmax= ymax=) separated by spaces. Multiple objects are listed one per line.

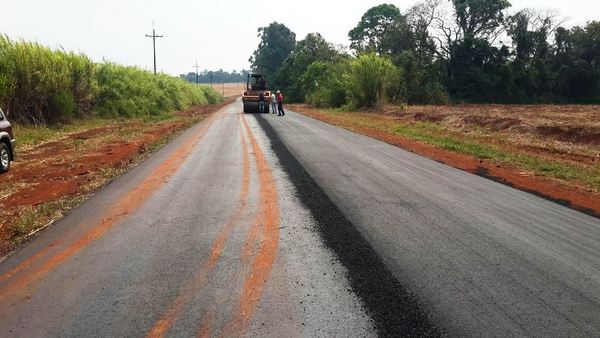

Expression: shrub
xmin=301 ymin=61 xmax=349 ymax=108
xmin=345 ymin=53 xmax=399 ymax=108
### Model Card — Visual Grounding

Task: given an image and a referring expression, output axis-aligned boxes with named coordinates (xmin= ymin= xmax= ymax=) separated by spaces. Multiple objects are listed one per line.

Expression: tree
xmin=249 ymin=22 xmax=296 ymax=82
xmin=180 ymin=69 xmax=248 ymax=84
xmin=348 ymin=4 xmax=407 ymax=55
xmin=446 ymin=37 xmax=511 ymax=102
xmin=504 ymin=9 xmax=563 ymax=102
xmin=434 ymin=0 xmax=513 ymax=102
xmin=407 ymin=0 xmax=441 ymax=64
xmin=393 ymin=0 xmax=448 ymax=104
xmin=553 ymin=21 xmax=600 ymax=102
xmin=452 ymin=0 xmax=511 ymax=40
xmin=275 ymin=33 xmax=343 ymax=101
xmin=300 ymin=60 xmax=349 ymax=108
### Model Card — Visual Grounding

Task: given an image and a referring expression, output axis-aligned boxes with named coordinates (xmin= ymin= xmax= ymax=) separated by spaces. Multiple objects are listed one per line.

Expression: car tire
xmin=0 ymin=143 xmax=10 ymax=173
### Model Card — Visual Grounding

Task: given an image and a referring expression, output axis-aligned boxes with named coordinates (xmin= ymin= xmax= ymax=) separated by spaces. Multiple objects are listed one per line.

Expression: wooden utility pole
xmin=193 ymin=61 xmax=201 ymax=86
xmin=145 ymin=27 xmax=163 ymax=74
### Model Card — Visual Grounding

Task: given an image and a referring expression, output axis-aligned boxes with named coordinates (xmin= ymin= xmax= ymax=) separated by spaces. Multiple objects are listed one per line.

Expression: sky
xmin=2 ymin=0 xmax=600 ymax=76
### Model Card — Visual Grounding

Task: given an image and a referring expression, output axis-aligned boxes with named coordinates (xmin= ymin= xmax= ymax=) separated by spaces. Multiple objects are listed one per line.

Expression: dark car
xmin=0 ymin=107 xmax=15 ymax=173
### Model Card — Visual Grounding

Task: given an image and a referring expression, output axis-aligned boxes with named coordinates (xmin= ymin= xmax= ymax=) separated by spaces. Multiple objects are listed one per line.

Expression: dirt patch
xmin=0 ymin=102 xmax=228 ymax=256
xmin=289 ymin=104 xmax=600 ymax=218
xmin=383 ymin=104 xmax=600 ymax=148
xmin=70 ymin=127 xmax=111 ymax=140
xmin=535 ymin=126 xmax=600 ymax=145
xmin=413 ymin=112 xmax=445 ymax=123
xmin=462 ymin=116 xmax=522 ymax=131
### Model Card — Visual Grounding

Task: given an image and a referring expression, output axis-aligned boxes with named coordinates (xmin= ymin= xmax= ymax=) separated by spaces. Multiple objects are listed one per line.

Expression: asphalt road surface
xmin=1 ymin=100 xmax=599 ymax=337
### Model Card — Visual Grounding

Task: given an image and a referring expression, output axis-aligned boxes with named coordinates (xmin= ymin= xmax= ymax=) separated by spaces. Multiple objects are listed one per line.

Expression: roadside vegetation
xmin=0 ymin=35 xmax=221 ymax=124
xmin=250 ymin=2 xmax=600 ymax=107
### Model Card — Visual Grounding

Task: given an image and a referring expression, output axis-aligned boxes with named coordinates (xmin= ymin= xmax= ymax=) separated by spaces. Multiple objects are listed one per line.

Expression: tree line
xmin=180 ymin=69 xmax=249 ymax=84
xmin=249 ymin=1 xmax=600 ymax=108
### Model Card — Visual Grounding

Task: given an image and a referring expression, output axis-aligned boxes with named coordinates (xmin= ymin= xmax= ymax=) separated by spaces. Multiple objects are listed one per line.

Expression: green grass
xmin=393 ymin=124 xmax=507 ymax=160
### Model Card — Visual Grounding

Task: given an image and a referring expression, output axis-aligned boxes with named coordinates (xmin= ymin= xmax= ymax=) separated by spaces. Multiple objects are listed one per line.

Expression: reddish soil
xmin=290 ymin=105 xmax=600 ymax=217
xmin=0 ymin=101 xmax=231 ymax=256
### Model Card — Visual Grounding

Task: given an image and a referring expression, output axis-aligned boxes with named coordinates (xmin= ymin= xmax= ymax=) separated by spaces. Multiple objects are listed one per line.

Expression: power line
xmin=79 ymin=0 xmax=146 ymax=34
xmin=117 ymin=1 xmax=153 ymax=23
xmin=145 ymin=27 xmax=164 ymax=74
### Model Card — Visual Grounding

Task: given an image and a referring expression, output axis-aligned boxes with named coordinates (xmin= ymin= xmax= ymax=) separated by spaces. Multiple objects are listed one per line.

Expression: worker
xmin=270 ymin=92 xmax=277 ymax=114
xmin=276 ymin=90 xmax=285 ymax=116
xmin=258 ymin=92 xmax=266 ymax=113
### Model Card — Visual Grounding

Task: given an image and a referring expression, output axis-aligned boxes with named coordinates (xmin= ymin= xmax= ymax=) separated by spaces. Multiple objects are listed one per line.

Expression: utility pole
xmin=145 ymin=26 xmax=163 ymax=74
xmin=193 ymin=61 xmax=201 ymax=86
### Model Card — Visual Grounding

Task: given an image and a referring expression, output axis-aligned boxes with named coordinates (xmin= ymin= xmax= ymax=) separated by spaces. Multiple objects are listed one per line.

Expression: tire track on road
xmin=148 ymin=122 xmax=252 ymax=338
xmin=217 ymin=113 xmax=280 ymax=337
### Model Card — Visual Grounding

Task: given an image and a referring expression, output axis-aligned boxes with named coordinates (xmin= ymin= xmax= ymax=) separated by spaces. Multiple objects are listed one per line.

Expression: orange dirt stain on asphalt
xmin=221 ymin=113 xmax=280 ymax=336
xmin=241 ymin=214 xmax=262 ymax=265
xmin=0 ymin=241 xmax=59 ymax=283
xmin=147 ymin=123 xmax=251 ymax=338
xmin=0 ymin=108 xmax=225 ymax=303
xmin=196 ymin=312 xmax=214 ymax=338
xmin=209 ymin=129 xmax=251 ymax=269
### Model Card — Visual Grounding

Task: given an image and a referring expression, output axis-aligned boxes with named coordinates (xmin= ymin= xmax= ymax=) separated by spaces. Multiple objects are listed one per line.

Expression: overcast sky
xmin=2 ymin=0 xmax=599 ymax=75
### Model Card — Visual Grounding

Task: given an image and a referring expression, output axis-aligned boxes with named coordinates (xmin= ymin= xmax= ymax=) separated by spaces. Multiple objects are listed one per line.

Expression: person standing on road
xmin=276 ymin=90 xmax=285 ymax=116
xmin=258 ymin=92 xmax=266 ymax=113
xmin=270 ymin=92 xmax=277 ymax=114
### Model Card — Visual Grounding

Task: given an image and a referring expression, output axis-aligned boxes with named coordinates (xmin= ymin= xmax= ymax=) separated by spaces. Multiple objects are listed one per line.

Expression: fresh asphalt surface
xmin=1 ymin=100 xmax=600 ymax=337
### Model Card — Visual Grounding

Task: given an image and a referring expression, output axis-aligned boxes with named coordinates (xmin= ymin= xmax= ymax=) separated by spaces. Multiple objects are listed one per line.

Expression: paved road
xmin=1 ymin=101 xmax=599 ymax=337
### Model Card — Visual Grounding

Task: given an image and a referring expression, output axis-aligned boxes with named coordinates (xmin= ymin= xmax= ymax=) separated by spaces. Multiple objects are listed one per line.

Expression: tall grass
xmin=0 ymin=35 xmax=221 ymax=124
xmin=345 ymin=53 xmax=400 ymax=108
xmin=95 ymin=64 xmax=220 ymax=118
